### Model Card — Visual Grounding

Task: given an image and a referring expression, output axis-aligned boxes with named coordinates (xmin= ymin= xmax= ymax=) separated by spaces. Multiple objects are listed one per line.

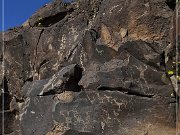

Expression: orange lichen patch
xmin=127 ymin=4 xmax=165 ymax=42
xmin=129 ymin=24 xmax=148 ymax=40
xmin=119 ymin=28 xmax=128 ymax=38
xmin=100 ymin=24 xmax=120 ymax=51
xmin=46 ymin=123 xmax=68 ymax=135
xmin=128 ymin=18 xmax=164 ymax=41
xmin=101 ymin=24 xmax=114 ymax=44
xmin=56 ymin=91 xmax=75 ymax=103
xmin=129 ymin=28 xmax=164 ymax=41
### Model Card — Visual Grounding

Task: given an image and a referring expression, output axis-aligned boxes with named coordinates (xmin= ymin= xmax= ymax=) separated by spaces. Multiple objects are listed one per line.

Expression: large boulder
xmin=0 ymin=0 xmax=179 ymax=134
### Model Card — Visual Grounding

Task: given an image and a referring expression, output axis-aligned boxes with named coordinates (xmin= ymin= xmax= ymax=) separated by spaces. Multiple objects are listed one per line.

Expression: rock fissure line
xmin=122 ymin=48 xmax=164 ymax=72
xmin=97 ymin=86 xmax=154 ymax=98
xmin=33 ymin=29 xmax=44 ymax=80
xmin=64 ymin=43 xmax=80 ymax=61
xmin=37 ymin=59 xmax=50 ymax=78
xmin=37 ymin=84 xmax=66 ymax=96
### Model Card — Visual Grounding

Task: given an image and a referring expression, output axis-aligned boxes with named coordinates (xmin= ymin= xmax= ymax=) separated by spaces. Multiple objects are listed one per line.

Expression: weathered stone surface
xmin=20 ymin=84 xmax=176 ymax=135
xmin=0 ymin=0 xmax=179 ymax=134
xmin=21 ymin=64 xmax=81 ymax=97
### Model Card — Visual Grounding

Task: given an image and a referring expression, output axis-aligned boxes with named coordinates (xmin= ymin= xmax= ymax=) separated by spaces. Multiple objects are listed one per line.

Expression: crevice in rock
xmin=169 ymin=100 xmax=177 ymax=104
xmin=4 ymin=77 xmax=9 ymax=93
xmin=36 ymin=59 xmax=50 ymax=79
xmin=159 ymin=51 xmax=166 ymax=70
xmin=0 ymin=54 xmax=3 ymax=63
xmin=166 ymin=0 xmax=176 ymax=10
xmin=146 ymin=61 xmax=165 ymax=71
xmin=0 ymin=77 xmax=12 ymax=111
xmin=34 ymin=8 xmax=74 ymax=27
xmin=64 ymin=43 xmax=79 ymax=61
xmin=122 ymin=48 xmax=164 ymax=72
xmin=32 ymin=29 xmax=44 ymax=80
xmin=89 ymin=28 xmax=99 ymax=42
xmin=97 ymin=86 xmax=154 ymax=98
xmin=38 ymin=64 xmax=83 ymax=96
xmin=24 ymin=76 xmax=33 ymax=83
xmin=39 ymin=59 xmax=49 ymax=67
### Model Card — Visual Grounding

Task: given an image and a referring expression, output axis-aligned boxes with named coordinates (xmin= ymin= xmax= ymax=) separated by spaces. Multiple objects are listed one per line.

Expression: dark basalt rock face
xmin=1 ymin=0 xmax=180 ymax=134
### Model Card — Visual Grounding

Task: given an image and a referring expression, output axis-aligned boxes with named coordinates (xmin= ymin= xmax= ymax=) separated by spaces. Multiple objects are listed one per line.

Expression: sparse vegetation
xmin=167 ymin=70 xmax=174 ymax=75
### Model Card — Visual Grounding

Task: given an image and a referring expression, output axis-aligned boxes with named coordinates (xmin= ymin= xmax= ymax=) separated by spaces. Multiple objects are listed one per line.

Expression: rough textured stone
xmin=0 ymin=0 xmax=179 ymax=134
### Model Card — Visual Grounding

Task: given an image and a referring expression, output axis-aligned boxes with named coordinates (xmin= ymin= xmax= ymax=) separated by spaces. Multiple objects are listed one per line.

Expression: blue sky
xmin=0 ymin=0 xmax=73 ymax=32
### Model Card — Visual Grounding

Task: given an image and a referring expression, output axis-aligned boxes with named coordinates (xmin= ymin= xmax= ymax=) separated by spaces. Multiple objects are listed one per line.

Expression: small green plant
xmin=167 ymin=70 xmax=174 ymax=75
xmin=172 ymin=61 xmax=180 ymax=64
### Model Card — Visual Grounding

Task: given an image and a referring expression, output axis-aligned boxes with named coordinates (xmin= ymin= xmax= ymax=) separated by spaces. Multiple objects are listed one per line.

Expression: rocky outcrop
xmin=0 ymin=0 xmax=179 ymax=134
